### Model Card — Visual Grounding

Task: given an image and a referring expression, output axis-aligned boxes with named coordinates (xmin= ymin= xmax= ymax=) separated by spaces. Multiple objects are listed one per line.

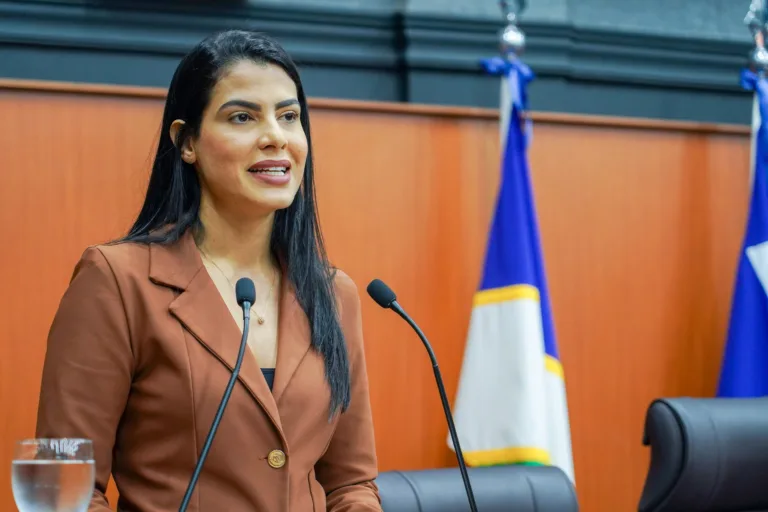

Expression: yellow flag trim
xmin=472 ymin=285 xmax=564 ymax=381
xmin=473 ymin=284 xmax=539 ymax=306
xmin=463 ymin=447 xmax=551 ymax=467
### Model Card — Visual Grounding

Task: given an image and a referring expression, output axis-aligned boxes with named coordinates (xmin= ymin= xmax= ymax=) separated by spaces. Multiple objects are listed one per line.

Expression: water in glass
xmin=11 ymin=439 xmax=95 ymax=512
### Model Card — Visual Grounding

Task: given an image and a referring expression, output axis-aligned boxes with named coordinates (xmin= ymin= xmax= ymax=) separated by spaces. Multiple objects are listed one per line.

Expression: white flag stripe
xmin=452 ymin=299 xmax=549 ymax=455
xmin=746 ymin=240 xmax=768 ymax=297
xmin=544 ymin=370 xmax=575 ymax=480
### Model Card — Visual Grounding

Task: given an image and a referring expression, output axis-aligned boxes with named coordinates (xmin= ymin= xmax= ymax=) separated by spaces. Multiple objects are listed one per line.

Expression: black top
xmin=261 ymin=368 xmax=275 ymax=391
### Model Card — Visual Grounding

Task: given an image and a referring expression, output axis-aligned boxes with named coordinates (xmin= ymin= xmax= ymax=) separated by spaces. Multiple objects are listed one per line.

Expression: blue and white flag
xmin=718 ymin=69 xmax=768 ymax=398
xmin=449 ymin=56 xmax=574 ymax=482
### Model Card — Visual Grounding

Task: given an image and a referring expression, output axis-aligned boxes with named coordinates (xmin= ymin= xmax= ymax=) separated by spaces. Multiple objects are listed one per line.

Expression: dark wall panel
xmin=0 ymin=0 xmax=755 ymax=122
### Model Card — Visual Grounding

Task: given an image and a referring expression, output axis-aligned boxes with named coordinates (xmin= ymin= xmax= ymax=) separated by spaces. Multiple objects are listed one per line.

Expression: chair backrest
xmin=376 ymin=465 xmax=578 ymax=512
xmin=639 ymin=397 xmax=768 ymax=512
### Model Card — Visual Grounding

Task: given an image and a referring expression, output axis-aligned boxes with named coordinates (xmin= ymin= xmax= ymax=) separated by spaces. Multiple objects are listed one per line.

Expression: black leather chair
xmin=639 ymin=397 xmax=768 ymax=512
xmin=376 ymin=465 xmax=578 ymax=511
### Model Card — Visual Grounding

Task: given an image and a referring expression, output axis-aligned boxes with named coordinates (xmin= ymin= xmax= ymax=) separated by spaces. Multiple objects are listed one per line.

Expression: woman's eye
xmin=231 ymin=113 xmax=251 ymax=124
xmin=281 ymin=112 xmax=299 ymax=122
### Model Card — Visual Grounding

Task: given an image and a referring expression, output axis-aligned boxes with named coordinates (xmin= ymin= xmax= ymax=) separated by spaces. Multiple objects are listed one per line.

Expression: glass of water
xmin=11 ymin=439 xmax=95 ymax=512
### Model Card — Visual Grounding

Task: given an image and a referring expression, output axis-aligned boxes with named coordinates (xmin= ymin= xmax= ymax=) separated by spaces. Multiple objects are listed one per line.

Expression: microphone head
xmin=235 ymin=278 xmax=256 ymax=306
xmin=367 ymin=279 xmax=397 ymax=309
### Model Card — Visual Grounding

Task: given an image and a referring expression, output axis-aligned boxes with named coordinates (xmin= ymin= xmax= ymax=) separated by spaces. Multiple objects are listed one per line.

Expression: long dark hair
xmin=120 ymin=30 xmax=351 ymax=416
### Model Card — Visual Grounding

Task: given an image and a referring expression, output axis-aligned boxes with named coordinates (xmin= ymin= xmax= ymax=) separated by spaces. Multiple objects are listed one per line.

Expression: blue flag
xmin=449 ymin=56 xmax=574 ymax=482
xmin=718 ymin=69 xmax=768 ymax=398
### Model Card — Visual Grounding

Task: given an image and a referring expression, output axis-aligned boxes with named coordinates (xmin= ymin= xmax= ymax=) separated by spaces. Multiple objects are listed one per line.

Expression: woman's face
xmin=177 ymin=59 xmax=308 ymax=217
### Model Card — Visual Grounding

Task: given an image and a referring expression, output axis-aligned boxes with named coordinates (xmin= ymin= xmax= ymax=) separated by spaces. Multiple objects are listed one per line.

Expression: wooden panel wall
xmin=0 ymin=80 xmax=751 ymax=512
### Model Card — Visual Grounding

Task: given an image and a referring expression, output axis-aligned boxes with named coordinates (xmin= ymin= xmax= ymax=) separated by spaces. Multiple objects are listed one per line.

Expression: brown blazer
xmin=35 ymin=231 xmax=382 ymax=511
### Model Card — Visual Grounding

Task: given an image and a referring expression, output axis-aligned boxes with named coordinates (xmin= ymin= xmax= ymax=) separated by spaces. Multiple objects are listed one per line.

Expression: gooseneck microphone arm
xmin=179 ymin=278 xmax=256 ymax=512
xmin=367 ymin=279 xmax=478 ymax=512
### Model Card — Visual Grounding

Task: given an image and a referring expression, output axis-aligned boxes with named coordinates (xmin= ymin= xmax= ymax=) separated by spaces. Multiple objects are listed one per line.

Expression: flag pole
xmin=497 ymin=1 xmax=527 ymax=145
xmin=716 ymin=2 xmax=768 ymax=398
xmin=745 ymin=0 xmax=768 ymax=189
xmin=450 ymin=0 xmax=574 ymax=484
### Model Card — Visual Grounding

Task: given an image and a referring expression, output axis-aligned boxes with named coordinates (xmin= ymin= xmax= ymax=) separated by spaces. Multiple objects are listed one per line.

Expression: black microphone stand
xmin=390 ymin=301 xmax=479 ymax=512
xmin=178 ymin=296 xmax=253 ymax=512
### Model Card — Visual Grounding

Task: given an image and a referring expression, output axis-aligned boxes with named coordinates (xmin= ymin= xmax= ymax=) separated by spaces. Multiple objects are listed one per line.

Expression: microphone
xmin=179 ymin=277 xmax=256 ymax=512
xmin=366 ymin=279 xmax=479 ymax=512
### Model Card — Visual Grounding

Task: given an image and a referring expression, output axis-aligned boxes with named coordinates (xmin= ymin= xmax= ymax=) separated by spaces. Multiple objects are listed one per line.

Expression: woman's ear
xmin=169 ymin=119 xmax=196 ymax=164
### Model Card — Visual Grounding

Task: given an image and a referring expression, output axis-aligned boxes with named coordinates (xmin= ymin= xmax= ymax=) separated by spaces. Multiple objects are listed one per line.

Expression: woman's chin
xmin=247 ymin=192 xmax=300 ymax=214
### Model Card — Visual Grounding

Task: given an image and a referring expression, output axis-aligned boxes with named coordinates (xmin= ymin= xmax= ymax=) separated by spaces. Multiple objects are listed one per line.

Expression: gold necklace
xmin=200 ymin=252 xmax=276 ymax=326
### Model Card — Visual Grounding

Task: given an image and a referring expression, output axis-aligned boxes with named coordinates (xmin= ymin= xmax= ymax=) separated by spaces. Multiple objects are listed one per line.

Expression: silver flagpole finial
xmin=746 ymin=0 xmax=768 ymax=72
xmin=499 ymin=0 xmax=527 ymax=59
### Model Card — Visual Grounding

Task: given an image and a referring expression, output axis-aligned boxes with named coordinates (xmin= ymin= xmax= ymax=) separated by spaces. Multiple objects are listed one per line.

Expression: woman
xmin=35 ymin=30 xmax=382 ymax=511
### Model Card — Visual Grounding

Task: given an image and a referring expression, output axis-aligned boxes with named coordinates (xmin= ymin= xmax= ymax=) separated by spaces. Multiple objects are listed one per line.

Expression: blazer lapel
xmin=148 ymin=232 xmax=282 ymax=431
xmin=271 ymin=276 xmax=312 ymax=405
